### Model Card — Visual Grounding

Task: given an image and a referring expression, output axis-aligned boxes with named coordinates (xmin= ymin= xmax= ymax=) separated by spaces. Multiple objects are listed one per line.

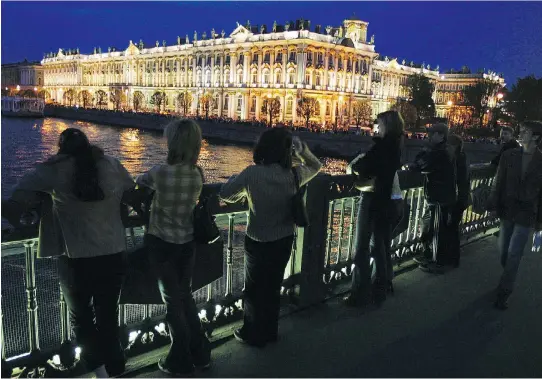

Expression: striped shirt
xmin=136 ymin=163 xmax=202 ymax=245
xmin=220 ymin=146 xmax=322 ymax=242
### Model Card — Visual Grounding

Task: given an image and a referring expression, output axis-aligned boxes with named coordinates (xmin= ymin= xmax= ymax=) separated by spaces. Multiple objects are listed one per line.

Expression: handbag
xmin=194 ymin=167 xmax=221 ymax=244
xmin=292 ymin=167 xmax=310 ymax=227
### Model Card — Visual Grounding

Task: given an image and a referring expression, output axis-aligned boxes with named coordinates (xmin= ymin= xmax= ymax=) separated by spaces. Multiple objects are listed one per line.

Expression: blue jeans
xmin=498 ymin=220 xmax=534 ymax=293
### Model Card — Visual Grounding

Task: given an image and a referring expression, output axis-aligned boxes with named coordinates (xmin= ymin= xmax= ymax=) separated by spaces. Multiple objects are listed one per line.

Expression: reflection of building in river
xmin=39 ymin=15 xmax=504 ymax=126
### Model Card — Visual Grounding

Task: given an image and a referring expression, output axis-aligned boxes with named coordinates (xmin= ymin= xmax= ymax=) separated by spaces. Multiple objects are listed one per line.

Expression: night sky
xmin=2 ymin=1 xmax=541 ymax=85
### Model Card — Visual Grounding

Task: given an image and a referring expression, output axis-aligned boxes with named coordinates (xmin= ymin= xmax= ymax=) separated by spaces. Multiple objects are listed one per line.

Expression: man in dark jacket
xmin=488 ymin=120 xmax=542 ymax=310
xmin=408 ymin=123 xmax=457 ymax=270
xmin=444 ymin=134 xmax=470 ymax=268
xmin=491 ymin=126 xmax=519 ymax=167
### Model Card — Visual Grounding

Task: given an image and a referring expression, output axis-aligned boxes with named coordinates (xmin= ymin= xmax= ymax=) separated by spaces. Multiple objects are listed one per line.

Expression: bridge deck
xmin=126 ymin=236 xmax=542 ymax=378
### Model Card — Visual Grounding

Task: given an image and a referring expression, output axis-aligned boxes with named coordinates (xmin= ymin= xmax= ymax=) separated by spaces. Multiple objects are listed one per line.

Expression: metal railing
xmin=1 ymin=165 xmax=540 ymax=377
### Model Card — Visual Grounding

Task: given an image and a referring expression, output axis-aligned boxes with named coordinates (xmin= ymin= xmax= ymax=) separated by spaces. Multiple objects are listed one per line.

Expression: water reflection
xmin=2 ymin=117 xmax=346 ymax=199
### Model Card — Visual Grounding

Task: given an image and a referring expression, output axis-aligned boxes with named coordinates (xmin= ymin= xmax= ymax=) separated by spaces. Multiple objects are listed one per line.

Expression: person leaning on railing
xmin=343 ymin=111 xmax=405 ymax=308
xmin=4 ymin=128 xmax=135 ymax=378
xmin=219 ymin=127 xmax=322 ymax=348
xmin=135 ymin=119 xmax=211 ymax=377
xmin=487 ymin=120 xmax=542 ymax=310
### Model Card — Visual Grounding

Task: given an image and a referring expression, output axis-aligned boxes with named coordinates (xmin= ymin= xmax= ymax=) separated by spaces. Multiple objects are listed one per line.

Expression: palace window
xmin=223 ymin=95 xmax=229 ymax=110
xmin=264 ymin=53 xmax=270 ymax=64
xmin=225 ymin=56 xmax=231 ymax=65
xmin=224 ymin=71 xmax=230 ymax=84
xmin=326 ymin=102 xmax=331 ymax=116
xmin=237 ymin=96 xmax=242 ymax=112
xmin=238 ymin=55 xmax=244 ymax=65
xmin=288 ymin=71 xmax=295 ymax=85
xmin=286 ymin=97 xmax=293 ymax=115
xmin=315 ymin=102 xmax=320 ymax=116
xmin=237 ymin=71 xmax=243 ymax=84
xmin=251 ymin=71 xmax=257 ymax=84
xmin=206 ymin=71 xmax=211 ymax=85
xmin=305 ymin=73 xmax=311 ymax=85
xmin=251 ymin=96 xmax=256 ymax=112
xmin=317 ymin=52 xmax=323 ymax=64
xmin=315 ymin=72 xmax=321 ymax=86
xmin=289 ymin=51 xmax=296 ymax=62
xmin=263 ymin=71 xmax=270 ymax=84
xmin=276 ymin=53 xmax=283 ymax=63
xmin=252 ymin=53 xmax=258 ymax=64
xmin=206 ymin=57 xmax=211 ymax=66
xmin=275 ymin=71 xmax=281 ymax=84
xmin=215 ymin=56 xmax=221 ymax=65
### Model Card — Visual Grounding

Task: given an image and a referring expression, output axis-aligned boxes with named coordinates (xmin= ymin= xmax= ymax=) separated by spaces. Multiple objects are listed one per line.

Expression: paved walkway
xmin=131 ymin=236 xmax=542 ymax=378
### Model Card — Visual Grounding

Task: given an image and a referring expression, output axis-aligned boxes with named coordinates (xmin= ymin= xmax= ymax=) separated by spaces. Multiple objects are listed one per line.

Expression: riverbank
xmin=44 ymin=106 xmax=500 ymax=163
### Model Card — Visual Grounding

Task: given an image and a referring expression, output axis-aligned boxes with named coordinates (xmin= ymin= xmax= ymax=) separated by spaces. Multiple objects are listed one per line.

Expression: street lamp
xmin=497 ymin=93 xmax=504 ymax=100
xmin=16 ymin=85 xmax=20 ymax=91
xmin=447 ymin=100 xmax=453 ymax=106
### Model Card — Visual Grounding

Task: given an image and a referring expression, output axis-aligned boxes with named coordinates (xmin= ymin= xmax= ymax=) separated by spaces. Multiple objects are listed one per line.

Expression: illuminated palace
xmin=41 ymin=16 xmax=505 ymax=125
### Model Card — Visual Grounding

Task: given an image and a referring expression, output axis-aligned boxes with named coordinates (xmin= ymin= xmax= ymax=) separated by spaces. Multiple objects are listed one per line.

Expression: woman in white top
xmin=220 ymin=127 xmax=322 ymax=347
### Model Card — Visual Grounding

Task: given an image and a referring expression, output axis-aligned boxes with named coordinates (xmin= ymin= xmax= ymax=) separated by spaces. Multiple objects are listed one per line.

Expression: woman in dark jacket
xmin=344 ymin=111 xmax=405 ymax=307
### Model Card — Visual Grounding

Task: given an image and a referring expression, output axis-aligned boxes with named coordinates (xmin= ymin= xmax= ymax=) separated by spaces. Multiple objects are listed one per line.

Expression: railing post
xmin=1 ymin=295 xmax=12 ymax=378
xmin=23 ymin=240 xmax=40 ymax=355
xmin=294 ymin=174 xmax=333 ymax=307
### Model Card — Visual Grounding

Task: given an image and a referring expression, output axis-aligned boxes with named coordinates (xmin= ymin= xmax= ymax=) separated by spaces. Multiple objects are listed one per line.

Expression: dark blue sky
xmin=2 ymin=2 xmax=541 ymax=85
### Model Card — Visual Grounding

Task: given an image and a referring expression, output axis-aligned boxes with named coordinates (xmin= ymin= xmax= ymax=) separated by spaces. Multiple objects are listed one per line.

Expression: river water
xmin=1 ymin=117 xmax=346 ymax=198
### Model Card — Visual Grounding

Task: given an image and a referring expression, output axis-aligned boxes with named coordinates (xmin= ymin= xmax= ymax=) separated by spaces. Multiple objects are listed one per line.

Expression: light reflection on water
xmin=2 ymin=117 xmax=346 ymax=198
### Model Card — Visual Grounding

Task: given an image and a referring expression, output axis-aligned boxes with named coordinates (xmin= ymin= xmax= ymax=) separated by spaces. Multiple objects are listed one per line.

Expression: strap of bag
xmin=292 ymin=167 xmax=301 ymax=191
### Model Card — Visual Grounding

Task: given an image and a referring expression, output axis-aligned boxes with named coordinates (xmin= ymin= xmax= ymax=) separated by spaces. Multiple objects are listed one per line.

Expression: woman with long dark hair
xmin=220 ymin=127 xmax=322 ymax=347
xmin=344 ymin=111 xmax=405 ymax=307
xmin=8 ymin=128 xmax=135 ymax=377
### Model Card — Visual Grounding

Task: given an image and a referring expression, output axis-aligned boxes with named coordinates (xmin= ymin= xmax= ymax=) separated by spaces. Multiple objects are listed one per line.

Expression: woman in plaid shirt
xmin=136 ymin=119 xmax=210 ymax=376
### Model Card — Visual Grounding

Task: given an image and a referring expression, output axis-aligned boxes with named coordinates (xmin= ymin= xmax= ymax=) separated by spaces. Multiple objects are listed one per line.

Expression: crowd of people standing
xmin=3 ymin=112 xmax=541 ymax=377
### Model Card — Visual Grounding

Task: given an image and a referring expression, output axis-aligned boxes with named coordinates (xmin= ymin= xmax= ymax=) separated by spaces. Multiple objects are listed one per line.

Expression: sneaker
xmin=158 ymin=358 xmax=195 ymax=377
xmin=342 ymin=294 xmax=371 ymax=308
xmin=419 ymin=262 xmax=445 ymax=274
xmin=413 ymin=256 xmax=431 ymax=265
xmin=233 ymin=328 xmax=266 ymax=348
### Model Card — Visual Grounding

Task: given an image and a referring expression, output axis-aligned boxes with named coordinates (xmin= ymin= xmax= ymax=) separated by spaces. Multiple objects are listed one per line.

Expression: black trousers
xmin=351 ymin=193 xmax=395 ymax=301
xmin=147 ymin=235 xmax=210 ymax=371
xmin=420 ymin=204 xmax=451 ymax=262
xmin=58 ymin=252 xmax=126 ymax=372
xmin=444 ymin=205 xmax=465 ymax=266
xmin=243 ymin=235 xmax=294 ymax=342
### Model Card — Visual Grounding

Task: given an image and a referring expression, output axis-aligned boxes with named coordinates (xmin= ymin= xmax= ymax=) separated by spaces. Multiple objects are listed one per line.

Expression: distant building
xmin=1 ymin=59 xmax=44 ymax=93
xmin=39 ymin=16 xmax=505 ymax=127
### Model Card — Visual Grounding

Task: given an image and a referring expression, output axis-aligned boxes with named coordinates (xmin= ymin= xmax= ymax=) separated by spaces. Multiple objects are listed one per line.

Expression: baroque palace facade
xmin=41 ymin=16 xmax=505 ymax=126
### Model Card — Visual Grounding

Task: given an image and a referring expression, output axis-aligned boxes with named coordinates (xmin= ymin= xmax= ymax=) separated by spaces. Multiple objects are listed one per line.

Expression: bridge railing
xmin=1 ymin=164 xmax=539 ymax=376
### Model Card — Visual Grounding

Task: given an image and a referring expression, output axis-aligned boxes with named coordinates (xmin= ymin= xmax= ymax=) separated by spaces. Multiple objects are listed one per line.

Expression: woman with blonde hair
xmin=136 ymin=119 xmax=210 ymax=376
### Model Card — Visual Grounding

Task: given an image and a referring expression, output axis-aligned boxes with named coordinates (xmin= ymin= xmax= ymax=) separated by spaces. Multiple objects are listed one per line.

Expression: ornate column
xmin=320 ymin=100 xmax=327 ymax=125
xmin=243 ymin=50 xmax=249 ymax=85
xmin=255 ymin=95 xmax=262 ymax=119
xmin=231 ymin=53 xmax=237 ymax=85
xmin=292 ymin=96 xmax=297 ymax=124
xmin=324 ymin=49 xmax=330 ymax=88
xmin=296 ymin=46 xmax=306 ymax=87
xmin=331 ymin=98 xmax=337 ymax=125
xmin=282 ymin=47 xmax=287 ymax=84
